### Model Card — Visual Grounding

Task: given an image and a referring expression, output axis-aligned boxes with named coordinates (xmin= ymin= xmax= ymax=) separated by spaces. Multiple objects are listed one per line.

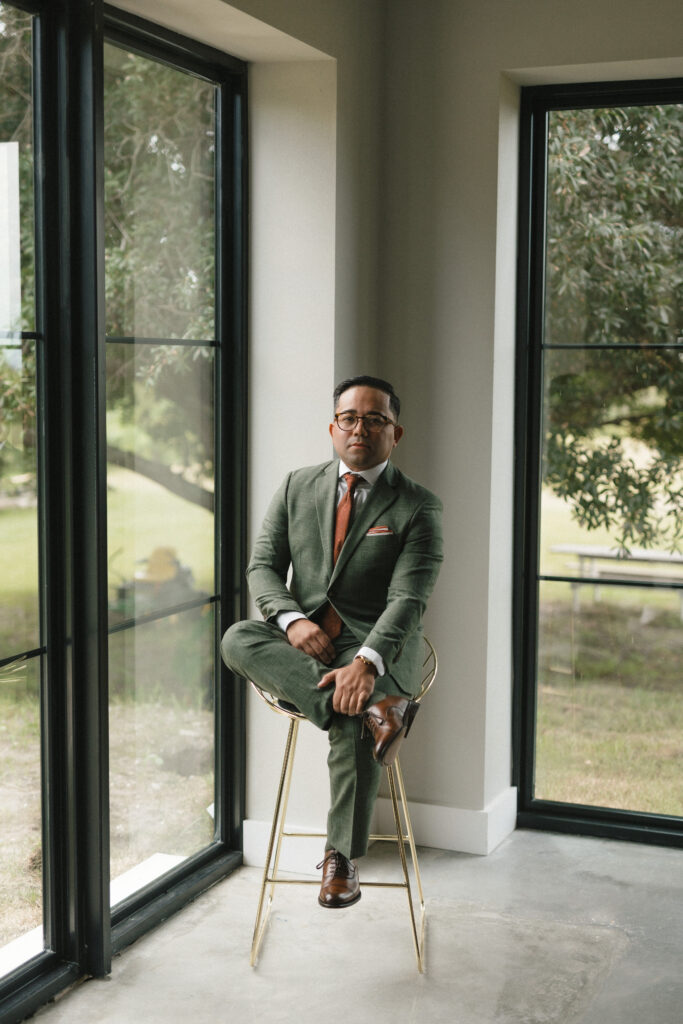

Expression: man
xmin=221 ymin=375 xmax=443 ymax=908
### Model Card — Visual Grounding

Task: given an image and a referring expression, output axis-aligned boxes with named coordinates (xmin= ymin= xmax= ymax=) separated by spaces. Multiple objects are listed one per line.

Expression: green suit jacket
xmin=246 ymin=460 xmax=443 ymax=696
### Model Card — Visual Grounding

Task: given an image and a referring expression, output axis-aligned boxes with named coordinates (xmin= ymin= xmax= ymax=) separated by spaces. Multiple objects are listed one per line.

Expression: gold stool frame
xmin=248 ymin=637 xmax=437 ymax=972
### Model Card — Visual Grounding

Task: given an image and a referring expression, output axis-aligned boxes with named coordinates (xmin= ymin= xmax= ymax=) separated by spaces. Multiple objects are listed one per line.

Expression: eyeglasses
xmin=334 ymin=412 xmax=396 ymax=432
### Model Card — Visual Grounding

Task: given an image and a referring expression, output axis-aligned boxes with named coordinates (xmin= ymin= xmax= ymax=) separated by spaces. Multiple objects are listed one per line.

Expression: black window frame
xmin=0 ymin=2 xmax=247 ymax=1020
xmin=513 ymin=76 xmax=683 ymax=851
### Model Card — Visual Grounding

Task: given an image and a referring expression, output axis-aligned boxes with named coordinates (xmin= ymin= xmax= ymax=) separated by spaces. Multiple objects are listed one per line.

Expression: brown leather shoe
xmin=363 ymin=696 xmax=420 ymax=766
xmin=317 ymin=850 xmax=361 ymax=909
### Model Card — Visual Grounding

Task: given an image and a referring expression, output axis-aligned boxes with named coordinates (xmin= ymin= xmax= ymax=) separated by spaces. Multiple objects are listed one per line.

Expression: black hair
xmin=333 ymin=375 xmax=401 ymax=421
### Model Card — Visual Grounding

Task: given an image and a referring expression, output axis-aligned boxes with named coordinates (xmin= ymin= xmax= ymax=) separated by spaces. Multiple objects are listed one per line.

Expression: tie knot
xmin=343 ymin=472 xmax=360 ymax=494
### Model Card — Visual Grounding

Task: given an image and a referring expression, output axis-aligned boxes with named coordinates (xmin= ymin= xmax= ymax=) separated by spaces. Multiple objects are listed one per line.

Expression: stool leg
xmin=387 ymin=759 xmax=426 ymax=973
xmin=250 ymin=717 xmax=299 ymax=966
xmin=394 ymin=757 xmax=426 ymax=915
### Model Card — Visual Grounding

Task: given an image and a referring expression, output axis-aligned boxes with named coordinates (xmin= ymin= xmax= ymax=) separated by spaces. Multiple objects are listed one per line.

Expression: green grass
xmin=0 ymin=467 xmax=215 ymax=596
xmin=539 ymin=486 xmax=682 ymax=610
xmin=539 ymin=487 xmax=621 ymax=576
xmin=0 ymin=690 xmax=215 ymax=948
xmin=0 ymin=506 xmax=39 ymax=593
xmin=1 ymin=467 xmax=217 ymax=948
xmin=537 ymin=679 xmax=683 ymax=815
xmin=0 ymin=689 xmax=42 ymax=947
xmin=107 ymin=465 xmax=214 ymax=592
xmin=536 ymin=599 xmax=683 ymax=814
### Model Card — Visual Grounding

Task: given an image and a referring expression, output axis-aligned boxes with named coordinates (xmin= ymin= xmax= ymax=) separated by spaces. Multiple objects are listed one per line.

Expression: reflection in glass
xmin=545 ymin=104 xmax=683 ymax=347
xmin=0 ymin=656 xmax=43 ymax=973
xmin=536 ymin=582 xmax=683 ymax=816
xmin=0 ymin=4 xmax=34 ymax=335
xmin=106 ymin=343 xmax=215 ymax=617
xmin=109 ymin=605 xmax=216 ymax=902
xmin=103 ymin=43 xmax=216 ymax=340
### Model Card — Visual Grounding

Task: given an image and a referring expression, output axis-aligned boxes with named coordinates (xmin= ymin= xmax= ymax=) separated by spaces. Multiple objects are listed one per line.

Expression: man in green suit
xmin=221 ymin=376 xmax=443 ymax=907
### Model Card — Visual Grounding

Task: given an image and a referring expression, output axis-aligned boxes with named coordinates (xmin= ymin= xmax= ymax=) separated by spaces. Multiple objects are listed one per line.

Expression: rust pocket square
xmin=366 ymin=525 xmax=393 ymax=535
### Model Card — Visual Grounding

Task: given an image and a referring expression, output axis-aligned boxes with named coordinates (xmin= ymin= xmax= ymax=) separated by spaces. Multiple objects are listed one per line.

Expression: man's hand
xmin=286 ymin=618 xmax=335 ymax=664
xmin=317 ymin=659 xmax=376 ymax=716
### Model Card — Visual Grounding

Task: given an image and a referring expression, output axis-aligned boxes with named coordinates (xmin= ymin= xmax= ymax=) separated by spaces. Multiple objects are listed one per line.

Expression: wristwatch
xmin=354 ymin=654 xmax=377 ymax=675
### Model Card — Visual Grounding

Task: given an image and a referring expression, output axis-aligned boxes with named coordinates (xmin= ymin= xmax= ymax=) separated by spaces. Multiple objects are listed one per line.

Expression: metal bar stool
xmin=248 ymin=637 xmax=437 ymax=972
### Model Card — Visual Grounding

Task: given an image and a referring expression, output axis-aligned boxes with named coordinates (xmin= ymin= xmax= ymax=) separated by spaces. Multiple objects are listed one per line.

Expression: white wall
xmin=377 ymin=0 xmax=683 ymax=851
xmin=123 ymin=0 xmax=683 ymax=859
xmin=119 ymin=0 xmax=387 ymax=863
xmin=246 ymin=59 xmax=337 ymax=835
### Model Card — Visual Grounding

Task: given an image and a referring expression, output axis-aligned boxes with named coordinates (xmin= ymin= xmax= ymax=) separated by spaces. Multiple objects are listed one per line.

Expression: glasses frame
xmin=334 ymin=412 xmax=396 ymax=432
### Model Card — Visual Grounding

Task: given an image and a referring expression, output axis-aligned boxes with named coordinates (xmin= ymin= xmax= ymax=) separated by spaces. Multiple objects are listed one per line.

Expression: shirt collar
xmin=338 ymin=459 xmax=388 ymax=487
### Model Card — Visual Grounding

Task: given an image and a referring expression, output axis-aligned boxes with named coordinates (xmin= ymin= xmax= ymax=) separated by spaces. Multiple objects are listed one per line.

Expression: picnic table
xmin=549 ymin=544 xmax=683 ymax=619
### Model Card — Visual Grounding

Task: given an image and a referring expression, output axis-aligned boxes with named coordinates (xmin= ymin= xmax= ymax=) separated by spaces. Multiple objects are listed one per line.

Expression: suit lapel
xmin=315 ymin=461 xmax=338 ymax=580
xmin=331 ymin=463 xmax=400 ymax=581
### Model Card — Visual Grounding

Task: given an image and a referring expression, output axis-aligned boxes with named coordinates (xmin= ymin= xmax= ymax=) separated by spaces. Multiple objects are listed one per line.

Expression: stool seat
xmin=248 ymin=637 xmax=437 ymax=972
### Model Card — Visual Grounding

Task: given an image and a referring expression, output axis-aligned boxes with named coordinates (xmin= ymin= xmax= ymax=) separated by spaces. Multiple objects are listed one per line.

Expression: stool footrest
xmin=281 ymin=830 xmax=325 ymax=838
xmin=370 ymin=833 xmax=410 ymax=842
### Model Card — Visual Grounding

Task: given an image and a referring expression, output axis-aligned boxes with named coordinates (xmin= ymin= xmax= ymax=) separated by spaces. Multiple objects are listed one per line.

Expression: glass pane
xmin=0 ymin=656 xmax=43 ymax=976
xmin=539 ymin=347 xmax=683 ymax=574
xmin=0 ymin=6 xmax=42 ymax=976
xmin=545 ymin=105 xmax=683 ymax=346
xmin=103 ymin=43 xmax=216 ymax=340
xmin=0 ymin=342 xmax=39 ymax=658
xmin=109 ymin=605 xmax=216 ymax=903
xmin=536 ymin=581 xmax=683 ymax=816
xmin=105 ymin=42 xmax=219 ymax=907
xmin=0 ymin=3 xmax=34 ymax=334
xmin=106 ymin=348 xmax=215 ymax=897
xmin=106 ymin=343 xmax=215 ymax=619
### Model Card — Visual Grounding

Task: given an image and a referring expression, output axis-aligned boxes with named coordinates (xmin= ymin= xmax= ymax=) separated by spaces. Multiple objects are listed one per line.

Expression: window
xmin=0 ymin=1 xmax=42 ymax=967
xmin=0 ymin=5 xmax=246 ymax=1018
xmin=104 ymin=38 xmax=220 ymax=907
xmin=515 ymin=79 xmax=683 ymax=847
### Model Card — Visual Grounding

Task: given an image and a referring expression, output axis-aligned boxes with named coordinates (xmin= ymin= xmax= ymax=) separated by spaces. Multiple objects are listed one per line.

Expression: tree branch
xmin=107 ymin=444 xmax=214 ymax=512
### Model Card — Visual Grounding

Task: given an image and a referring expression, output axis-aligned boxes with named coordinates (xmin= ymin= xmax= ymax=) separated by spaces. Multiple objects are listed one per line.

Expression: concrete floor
xmin=35 ymin=830 xmax=682 ymax=1024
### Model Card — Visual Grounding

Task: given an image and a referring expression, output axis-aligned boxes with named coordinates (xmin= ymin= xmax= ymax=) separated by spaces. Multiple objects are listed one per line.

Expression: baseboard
xmin=375 ymin=786 xmax=518 ymax=856
xmin=243 ymin=787 xmax=518 ymax=869
xmin=243 ymin=819 xmax=326 ymax=874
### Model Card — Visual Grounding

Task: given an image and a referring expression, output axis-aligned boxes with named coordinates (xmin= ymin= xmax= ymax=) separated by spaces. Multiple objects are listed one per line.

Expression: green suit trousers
xmin=221 ymin=619 xmax=401 ymax=860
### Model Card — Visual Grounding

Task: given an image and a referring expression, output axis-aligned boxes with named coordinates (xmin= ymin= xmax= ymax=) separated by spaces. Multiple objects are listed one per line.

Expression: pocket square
xmin=366 ymin=525 xmax=393 ymax=535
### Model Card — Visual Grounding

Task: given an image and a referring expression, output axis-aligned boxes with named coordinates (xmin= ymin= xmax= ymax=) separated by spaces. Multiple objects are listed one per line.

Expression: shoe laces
xmin=362 ymin=705 xmax=388 ymax=739
xmin=316 ymin=850 xmax=351 ymax=877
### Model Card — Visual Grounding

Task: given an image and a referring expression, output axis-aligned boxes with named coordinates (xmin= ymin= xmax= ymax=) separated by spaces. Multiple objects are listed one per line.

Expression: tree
xmin=1 ymin=14 xmax=218 ymax=508
xmin=0 ymin=5 xmax=36 ymax=486
xmin=103 ymin=44 xmax=217 ymax=509
xmin=543 ymin=103 xmax=683 ymax=550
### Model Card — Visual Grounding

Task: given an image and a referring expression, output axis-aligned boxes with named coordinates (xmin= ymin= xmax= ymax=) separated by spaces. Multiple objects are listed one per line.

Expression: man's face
xmin=329 ymin=386 xmax=404 ymax=471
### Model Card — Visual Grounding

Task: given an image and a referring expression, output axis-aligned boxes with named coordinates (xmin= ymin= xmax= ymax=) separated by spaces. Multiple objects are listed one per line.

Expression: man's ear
xmin=392 ymin=425 xmax=404 ymax=447
xmin=329 ymin=422 xmax=335 ymax=439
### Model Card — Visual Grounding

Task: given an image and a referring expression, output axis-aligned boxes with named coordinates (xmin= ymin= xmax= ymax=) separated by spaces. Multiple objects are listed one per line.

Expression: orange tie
xmin=319 ymin=473 xmax=359 ymax=638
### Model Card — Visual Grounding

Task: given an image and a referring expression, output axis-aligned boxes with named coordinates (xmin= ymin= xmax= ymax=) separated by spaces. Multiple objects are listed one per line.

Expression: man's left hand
xmin=317 ymin=659 xmax=376 ymax=716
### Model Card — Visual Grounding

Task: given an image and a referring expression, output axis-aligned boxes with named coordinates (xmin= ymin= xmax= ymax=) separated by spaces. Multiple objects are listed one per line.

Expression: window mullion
xmin=34 ymin=0 xmax=76 ymax=967
xmin=214 ymin=75 xmax=248 ymax=851
xmin=60 ymin=0 xmax=111 ymax=978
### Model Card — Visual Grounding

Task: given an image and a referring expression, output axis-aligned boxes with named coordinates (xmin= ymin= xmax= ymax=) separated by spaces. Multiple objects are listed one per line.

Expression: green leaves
xmin=103 ymin=44 xmax=216 ymax=341
xmin=543 ymin=104 xmax=683 ymax=549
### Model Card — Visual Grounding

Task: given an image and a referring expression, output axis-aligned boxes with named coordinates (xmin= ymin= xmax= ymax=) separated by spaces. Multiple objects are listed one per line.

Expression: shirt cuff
xmin=356 ymin=646 xmax=385 ymax=677
xmin=276 ymin=610 xmax=307 ymax=633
